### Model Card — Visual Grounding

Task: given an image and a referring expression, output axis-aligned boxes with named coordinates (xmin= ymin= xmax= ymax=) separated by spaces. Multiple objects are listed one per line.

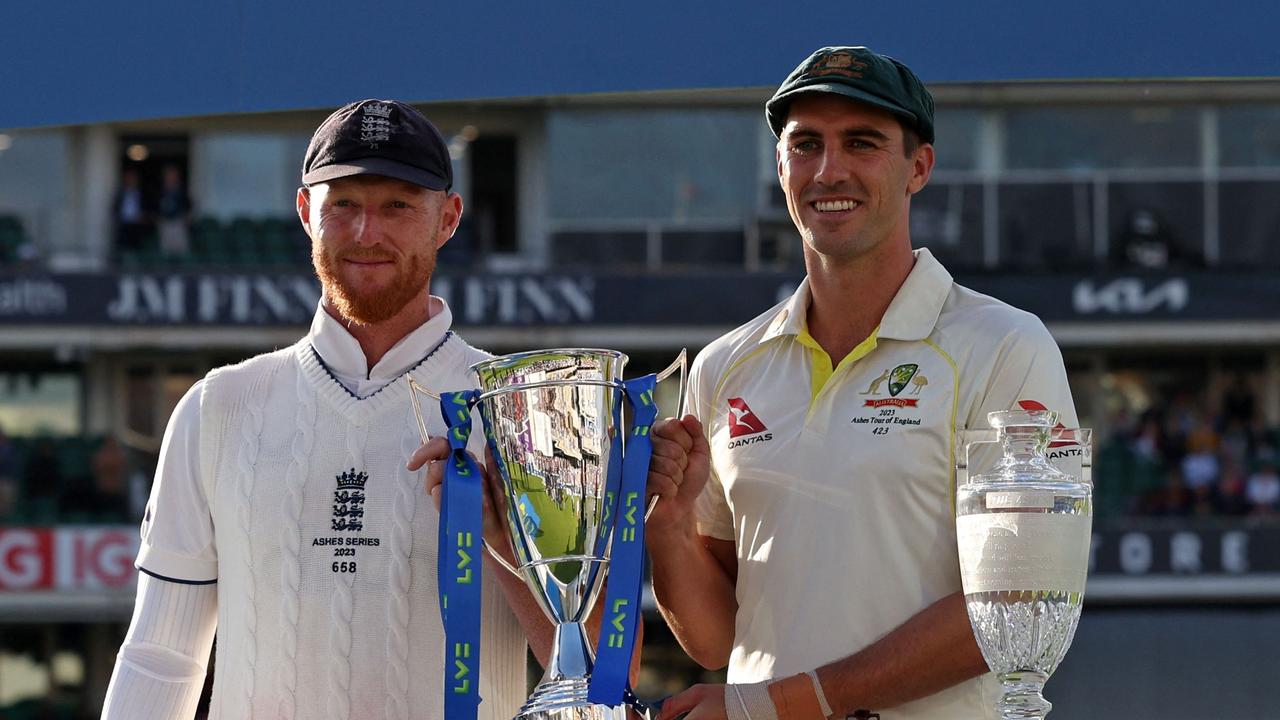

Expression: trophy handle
xmin=406 ymin=376 xmax=436 ymax=445
xmin=407 ymin=376 xmax=523 ymax=577
xmin=954 ymin=427 xmax=1000 ymax=487
xmin=481 ymin=539 xmax=522 ymax=577
xmin=655 ymin=347 xmax=689 ymax=419
xmin=645 ymin=349 xmax=688 ymax=521
xmin=1052 ymin=426 xmax=1093 ymax=487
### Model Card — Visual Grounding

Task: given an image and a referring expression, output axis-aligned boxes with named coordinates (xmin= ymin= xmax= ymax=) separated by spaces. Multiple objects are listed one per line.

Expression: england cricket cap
xmin=302 ymin=99 xmax=452 ymax=191
xmin=766 ymin=46 xmax=935 ymax=144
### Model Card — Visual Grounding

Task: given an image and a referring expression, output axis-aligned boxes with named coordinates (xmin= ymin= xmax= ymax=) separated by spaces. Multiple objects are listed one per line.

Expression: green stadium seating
xmin=181 ymin=215 xmax=309 ymax=268
xmin=191 ymin=216 xmax=229 ymax=265
xmin=0 ymin=214 xmax=28 ymax=264
xmin=227 ymin=217 xmax=263 ymax=265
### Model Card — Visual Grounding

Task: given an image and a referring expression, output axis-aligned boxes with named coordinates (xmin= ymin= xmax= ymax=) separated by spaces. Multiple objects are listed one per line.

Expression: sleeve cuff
xmin=136 ymin=544 xmax=217 ymax=584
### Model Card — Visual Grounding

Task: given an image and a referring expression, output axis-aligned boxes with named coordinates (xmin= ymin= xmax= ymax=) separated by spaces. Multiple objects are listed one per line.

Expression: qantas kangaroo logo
xmin=727 ymin=398 xmax=773 ymax=448
xmin=727 ymin=398 xmax=767 ymax=437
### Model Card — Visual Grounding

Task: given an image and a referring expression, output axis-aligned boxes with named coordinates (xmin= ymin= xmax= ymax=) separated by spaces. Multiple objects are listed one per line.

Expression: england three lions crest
xmin=332 ymin=468 xmax=367 ymax=532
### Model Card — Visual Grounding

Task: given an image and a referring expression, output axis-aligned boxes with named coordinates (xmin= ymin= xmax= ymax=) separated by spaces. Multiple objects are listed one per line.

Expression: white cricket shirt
xmin=691 ymin=249 xmax=1078 ymax=719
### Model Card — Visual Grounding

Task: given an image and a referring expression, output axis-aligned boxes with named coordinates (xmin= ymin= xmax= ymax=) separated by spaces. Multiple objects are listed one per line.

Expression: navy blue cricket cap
xmin=766 ymin=46 xmax=935 ymax=144
xmin=302 ymin=99 xmax=452 ymax=191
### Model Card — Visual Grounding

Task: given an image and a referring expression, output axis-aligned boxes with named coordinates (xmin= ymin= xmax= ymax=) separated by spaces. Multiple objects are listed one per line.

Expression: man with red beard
xmin=103 ymin=100 xmax=549 ymax=720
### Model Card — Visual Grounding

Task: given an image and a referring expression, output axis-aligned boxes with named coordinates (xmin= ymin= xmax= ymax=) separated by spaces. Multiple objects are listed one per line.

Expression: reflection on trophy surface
xmin=956 ymin=410 xmax=1093 ymax=720
xmin=472 ymin=349 xmax=640 ymax=720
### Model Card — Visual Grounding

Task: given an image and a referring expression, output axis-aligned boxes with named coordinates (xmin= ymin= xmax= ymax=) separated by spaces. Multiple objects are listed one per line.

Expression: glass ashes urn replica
xmin=956 ymin=410 xmax=1093 ymax=720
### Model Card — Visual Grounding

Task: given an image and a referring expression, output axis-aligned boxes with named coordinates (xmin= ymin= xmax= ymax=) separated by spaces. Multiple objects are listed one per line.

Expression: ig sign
xmin=0 ymin=527 xmax=138 ymax=591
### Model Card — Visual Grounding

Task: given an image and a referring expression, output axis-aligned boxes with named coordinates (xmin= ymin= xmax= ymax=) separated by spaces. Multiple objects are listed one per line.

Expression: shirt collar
xmin=308 ymin=297 xmax=454 ymax=396
xmin=878 ymin=248 xmax=952 ymax=341
xmin=760 ymin=277 xmax=811 ymax=343
xmin=758 ymin=248 xmax=952 ymax=345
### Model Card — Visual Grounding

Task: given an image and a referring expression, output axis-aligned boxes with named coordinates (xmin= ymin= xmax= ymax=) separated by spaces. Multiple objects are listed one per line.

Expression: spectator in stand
xmin=1161 ymin=393 xmax=1200 ymax=463
xmin=1189 ymin=483 xmax=1217 ymax=516
xmin=1215 ymin=459 xmax=1250 ymax=516
xmin=63 ymin=435 xmax=132 ymax=522
xmin=157 ymin=165 xmax=193 ymax=257
xmin=1181 ymin=450 xmax=1219 ymax=492
xmin=1116 ymin=208 xmax=1174 ymax=269
xmin=1181 ymin=414 xmax=1220 ymax=495
xmin=1127 ymin=413 xmax=1169 ymax=514
xmin=1221 ymin=376 xmax=1255 ymax=427
xmin=1219 ymin=417 xmax=1252 ymax=472
xmin=0 ymin=424 xmax=16 ymax=519
xmin=126 ymin=454 xmax=152 ymax=521
xmin=22 ymin=439 xmax=63 ymax=515
xmin=114 ymin=167 xmax=152 ymax=260
xmin=1246 ymin=457 xmax=1280 ymax=516
xmin=1127 ymin=412 xmax=1161 ymax=459
xmin=1156 ymin=472 xmax=1193 ymax=516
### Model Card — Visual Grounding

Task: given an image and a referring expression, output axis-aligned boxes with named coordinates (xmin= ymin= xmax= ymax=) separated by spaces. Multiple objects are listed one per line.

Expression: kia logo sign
xmin=1072 ymin=278 xmax=1189 ymax=315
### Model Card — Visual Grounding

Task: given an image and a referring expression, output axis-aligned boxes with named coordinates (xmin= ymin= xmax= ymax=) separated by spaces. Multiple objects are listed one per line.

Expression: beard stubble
xmin=313 ymin=242 xmax=436 ymax=325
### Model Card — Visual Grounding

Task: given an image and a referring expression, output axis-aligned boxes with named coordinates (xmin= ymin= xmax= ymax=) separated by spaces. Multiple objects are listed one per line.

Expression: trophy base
xmin=515 ymin=678 xmax=648 ymax=720
xmin=996 ymin=670 xmax=1053 ymax=720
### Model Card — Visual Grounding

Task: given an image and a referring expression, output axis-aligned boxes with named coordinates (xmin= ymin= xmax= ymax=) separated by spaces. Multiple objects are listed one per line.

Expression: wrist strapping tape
xmin=726 ymin=681 xmax=778 ymax=720
xmin=804 ymin=670 xmax=834 ymax=718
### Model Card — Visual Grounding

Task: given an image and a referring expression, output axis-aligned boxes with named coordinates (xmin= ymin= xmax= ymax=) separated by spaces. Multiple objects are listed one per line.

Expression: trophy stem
xmin=996 ymin=670 xmax=1052 ymax=720
xmin=514 ymin=622 xmax=595 ymax=719
xmin=516 ymin=622 xmax=637 ymax=720
xmin=545 ymin=621 xmax=593 ymax=682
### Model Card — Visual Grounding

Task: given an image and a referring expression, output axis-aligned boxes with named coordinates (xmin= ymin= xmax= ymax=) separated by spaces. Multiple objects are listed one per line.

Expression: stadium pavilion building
xmin=1 ymin=4 xmax=1279 ymax=716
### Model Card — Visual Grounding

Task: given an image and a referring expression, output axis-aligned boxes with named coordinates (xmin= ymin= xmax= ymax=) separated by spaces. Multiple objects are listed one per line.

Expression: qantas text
xmin=728 ymin=433 xmax=773 ymax=449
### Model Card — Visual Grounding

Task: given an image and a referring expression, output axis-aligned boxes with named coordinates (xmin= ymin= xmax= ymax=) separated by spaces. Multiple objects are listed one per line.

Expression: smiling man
xmin=645 ymin=48 xmax=1078 ymax=719
xmin=101 ymin=100 xmax=549 ymax=720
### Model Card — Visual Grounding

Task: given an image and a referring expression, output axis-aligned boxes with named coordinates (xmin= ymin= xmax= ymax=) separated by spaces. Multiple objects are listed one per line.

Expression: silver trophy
xmin=410 ymin=348 xmax=684 ymax=720
xmin=955 ymin=410 xmax=1092 ymax=720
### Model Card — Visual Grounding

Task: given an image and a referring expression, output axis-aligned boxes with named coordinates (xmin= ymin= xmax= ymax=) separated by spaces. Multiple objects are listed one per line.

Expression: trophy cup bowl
xmin=471 ymin=349 xmax=635 ymax=720
xmin=956 ymin=410 xmax=1093 ymax=720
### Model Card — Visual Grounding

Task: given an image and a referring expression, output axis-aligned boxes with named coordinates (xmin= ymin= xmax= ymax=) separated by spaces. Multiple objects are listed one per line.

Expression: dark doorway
xmin=115 ymin=135 xmax=191 ymax=262
xmin=118 ymin=135 xmax=191 ymax=213
xmin=467 ymin=135 xmax=518 ymax=255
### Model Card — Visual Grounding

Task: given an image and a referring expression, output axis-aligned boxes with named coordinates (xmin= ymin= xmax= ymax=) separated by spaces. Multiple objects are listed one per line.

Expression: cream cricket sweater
xmin=145 ymin=332 xmax=525 ymax=720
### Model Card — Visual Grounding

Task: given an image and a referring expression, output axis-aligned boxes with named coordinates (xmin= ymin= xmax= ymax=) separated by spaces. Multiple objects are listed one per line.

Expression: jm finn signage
xmin=0 ymin=273 xmax=603 ymax=327
xmin=0 ymin=270 xmax=1275 ymax=327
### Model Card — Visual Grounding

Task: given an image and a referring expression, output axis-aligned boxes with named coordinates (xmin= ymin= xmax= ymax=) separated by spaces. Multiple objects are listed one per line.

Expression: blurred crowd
xmin=1097 ymin=379 xmax=1280 ymax=519
xmin=4 ymin=386 xmax=1280 ymax=526
xmin=0 ymin=427 xmax=146 ymax=525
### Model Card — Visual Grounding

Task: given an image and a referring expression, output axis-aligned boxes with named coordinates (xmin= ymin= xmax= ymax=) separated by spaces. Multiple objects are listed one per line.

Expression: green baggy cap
xmin=766 ymin=46 xmax=935 ymax=144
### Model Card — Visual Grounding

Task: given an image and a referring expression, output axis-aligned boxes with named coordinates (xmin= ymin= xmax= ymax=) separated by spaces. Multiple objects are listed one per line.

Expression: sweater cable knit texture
xmin=276 ymin=369 xmax=318 ymax=719
xmin=234 ymin=362 xmax=274 ymax=716
xmin=385 ymin=403 xmax=420 ymax=720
